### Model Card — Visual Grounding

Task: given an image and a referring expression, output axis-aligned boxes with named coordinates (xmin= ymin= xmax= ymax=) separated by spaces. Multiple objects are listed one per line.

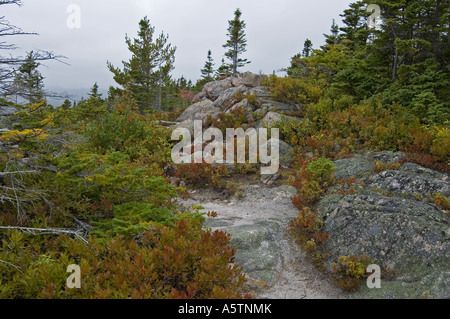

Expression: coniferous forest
xmin=0 ymin=0 xmax=449 ymax=300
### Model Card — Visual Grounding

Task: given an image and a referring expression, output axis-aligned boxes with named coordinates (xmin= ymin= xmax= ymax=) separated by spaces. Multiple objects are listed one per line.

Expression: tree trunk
xmin=392 ymin=50 xmax=398 ymax=82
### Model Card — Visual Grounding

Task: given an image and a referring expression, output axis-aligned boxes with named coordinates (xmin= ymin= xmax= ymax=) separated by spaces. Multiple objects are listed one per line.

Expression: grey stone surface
xmin=182 ymin=184 xmax=344 ymax=298
xmin=320 ymin=193 xmax=450 ymax=298
xmin=176 ymin=99 xmax=218 ymax=122
xmin=213 ymin=86 xmax=246 ymax=109
xmin=227 ymin=222 xmax=282 ymax=285
xmin=369 ymin=163 xmax=449 ymax=198
xmin=242 ymin=72 xmax=265 ymax=88
xmin=257 ymin=111 xmax=283 ymax=128
xmin=333 ymin=156 xmax=375 ymax=180
xmin=260 ymin=100 xmax=298 ymax=112
xmin=367 ymin=151 xmax=406 ymax=164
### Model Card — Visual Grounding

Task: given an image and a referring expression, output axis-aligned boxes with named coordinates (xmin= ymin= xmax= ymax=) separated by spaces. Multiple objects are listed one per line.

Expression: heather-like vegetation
xmin=0 ymin=0 xmax=448 ymax=299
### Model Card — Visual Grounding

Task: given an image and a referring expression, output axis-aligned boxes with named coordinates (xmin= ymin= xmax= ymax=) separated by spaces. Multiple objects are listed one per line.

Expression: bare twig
xmin=0 ymin=226 xmax=89 ymax=244
xmin=0 ymin=171 xmax=38 ymax=176
xmin=0 ymin=259 xmax=23 ymax=274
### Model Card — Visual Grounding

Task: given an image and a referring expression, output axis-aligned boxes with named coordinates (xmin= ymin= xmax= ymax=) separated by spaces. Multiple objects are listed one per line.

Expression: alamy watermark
xmin=367 ymin=264 xmax=381 ymax=289
xmin=366 ymin=4 xmax=381 ymax=30
xmin=66 ymin=4 xmax=81 ymax=29
xmin=66 ymin=264 xmax=81 ymax=289
xmin=171 ymin=120 xmax=280 ymax=175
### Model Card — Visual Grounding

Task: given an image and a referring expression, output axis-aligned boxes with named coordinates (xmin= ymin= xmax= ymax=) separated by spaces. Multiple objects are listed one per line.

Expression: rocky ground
xmin=173 ymin=73 xmax=450 ymax=299
xmin=179 ymin=181 xmax=348 ymax=299
xmin=179 ymin=152 xmax=449 ymax=299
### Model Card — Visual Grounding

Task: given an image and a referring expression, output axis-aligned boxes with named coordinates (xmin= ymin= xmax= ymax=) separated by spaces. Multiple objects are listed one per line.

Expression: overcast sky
xmin=3 ymin=0 xmax=354 ymax=99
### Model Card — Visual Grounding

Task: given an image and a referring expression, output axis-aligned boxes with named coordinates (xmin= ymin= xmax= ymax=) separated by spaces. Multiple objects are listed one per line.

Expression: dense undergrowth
xmin=1 ymin=0 xmax=449 ymax=298
xmin=0 ymin=97 xmax=249 ymax=298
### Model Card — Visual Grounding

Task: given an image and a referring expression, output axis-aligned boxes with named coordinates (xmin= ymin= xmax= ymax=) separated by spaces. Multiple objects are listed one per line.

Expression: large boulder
xmin=227 ymin=99 xmax=257 ymax=114
xmin=176 ymin=99 xmax=219 ymax=122
xmin=317 ymin=154 xmax=450 ymax=298
xmin=249 ymin=86 xmax=272 ymax=99
xmin=194 ymin=78 xmax=234 ymax=102
xmin=0 ymin=105 xmax=18 ymax=131
xmin=369 ymin=163 xmax=450 ymax=198
xmin=213 ymin=86 xmax=247 ymax=109
xmin=333 ymin=156 xmax=375 ymax=180
xmin=260 ymin=100 xmax=299 ymax=112
xmin=320 ymin=194 xmax=450 ymax=298
xmin=242 ymin=72 xmax=265 ymax=88
xmin=192 ymin=74 xmax=267 ymax=102
xmin=257 ymin=111 xmax=283 ymax=128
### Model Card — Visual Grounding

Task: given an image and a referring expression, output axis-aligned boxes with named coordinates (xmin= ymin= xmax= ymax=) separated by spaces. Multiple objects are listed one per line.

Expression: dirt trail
xmin=179 ymin=182 xmax=347 ymax=299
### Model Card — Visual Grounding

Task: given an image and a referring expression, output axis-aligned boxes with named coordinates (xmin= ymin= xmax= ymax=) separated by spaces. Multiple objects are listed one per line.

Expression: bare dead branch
xmin=0 ymin=259 xmax=23 ymax=274
xmin=0 ymin=226 xmax=89 ymax=244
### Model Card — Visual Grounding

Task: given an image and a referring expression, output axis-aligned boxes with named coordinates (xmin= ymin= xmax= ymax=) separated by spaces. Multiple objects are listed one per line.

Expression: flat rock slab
xmin=369 ymin=163 xmax=450 ymax=198
xmin=179 ymin=184 xmax=346 ymax=299
xmin=321 ymin=193 xmax=450 ymax=299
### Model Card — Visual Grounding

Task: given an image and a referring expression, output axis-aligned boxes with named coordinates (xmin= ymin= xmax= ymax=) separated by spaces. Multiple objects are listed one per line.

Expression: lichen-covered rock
xmin=276 ymin=140 xmax=294 ymax=168
xmin=249 ymin=86 xmax=272 ymax=99
xmin=242 ymin=72 xmax=265 ymax=88
xmin=227 ymin=98 xmax=256 ymax=114
xmin=224 ymin=222 xmax=282 ymax=286
xmin=213 ymin=86 xmax=246 ymax=109
xmin=176 ymin=99 xmax=219 ymax=122
xmin=368 ymin=151 xmax=406 ymax=164
xmin=320 ymin=194 xmax=450 ymax=298
xmin=193 ymin=77 xmax=234 ymax=102
xmin=257 ymin=111 xmax=283 ymax=128
xmin=333 ymin=156 xmax=375 ymax=180
xmin=369 ymin=163 xmax=450 ymax=198
xmin=260 ymin=100 xmax=299 ymax=112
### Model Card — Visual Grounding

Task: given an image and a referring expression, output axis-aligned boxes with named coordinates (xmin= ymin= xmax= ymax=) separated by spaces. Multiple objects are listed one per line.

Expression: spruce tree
xmin=201 ymin=50 xmax=215 ymax=81
xmin=339 ymin=1 xmax=369 ymax=50
xmin=13 ymin=51 xmax=45 ymax=104
xmin=302 ymin=39 xmax=313 ymax=58
xmin=323 ymin=19 xmax=342 ymax=47
xmin=60 ymin=99 xmax=72 ymax=110
xmin=223 ymin=9 xmax=251 ymax=74
xmin=89 ymin=82 xmax=102 ymax=99
xmin=108 ymin=16 xmax=176 ymax=113
xmin=218 ymin=58 xmax=230 ymax=75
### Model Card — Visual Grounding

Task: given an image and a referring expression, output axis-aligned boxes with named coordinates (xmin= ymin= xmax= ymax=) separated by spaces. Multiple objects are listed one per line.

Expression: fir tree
xmin=339 ymin=1 xmax=369 ymax=50
xmin=201 ymin=50 xmax=215 ymax=81
xmin=323 ymin=19 xmax=342 ymax=48
xmin=223 ymin=9 xmax=251 ymax=74
xmin=89 ymin=82 xmax=102 ymax=99
xmin=108 ymin=16 xmax=176 ymax=113
xmin=302 ymin=39 xmax=313 ymax=58
xmin=13 ymin=51 xmax=45 ymax=104
xmin=218 ymin=58 xmax=230 ymax=75
xmin=60 ymin=99 xmax=72 ymax=110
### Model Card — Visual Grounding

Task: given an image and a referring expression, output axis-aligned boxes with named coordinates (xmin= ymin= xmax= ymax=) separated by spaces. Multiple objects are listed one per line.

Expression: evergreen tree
xmin=323 ymin=19 xmax=342 ymax=48
xmin=89 ymin=82 xmax=102 ymax=99
xmin=217 ymin=58 xmax=230 ymax=75
xmin=107 ymin=16 xmax=176 ymax=113
xmin=223 ymin=9 xmax=251 ymax=74
xmin=201 ymin=50 xmax=215 ymax=81
xmin=339 ymin=1 xmax=369 ymax=50
xmin=302 ymin=39 xmax=313 ymax=57
xmin=13 ymin=51 xmax=45 ymax=104
xmin=60 ymin=99 xmax=72 ymax=110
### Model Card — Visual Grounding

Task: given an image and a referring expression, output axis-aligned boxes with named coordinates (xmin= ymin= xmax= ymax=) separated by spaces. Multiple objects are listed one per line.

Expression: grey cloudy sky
xmin=3 ymin=0 xmax=354 ymax=98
